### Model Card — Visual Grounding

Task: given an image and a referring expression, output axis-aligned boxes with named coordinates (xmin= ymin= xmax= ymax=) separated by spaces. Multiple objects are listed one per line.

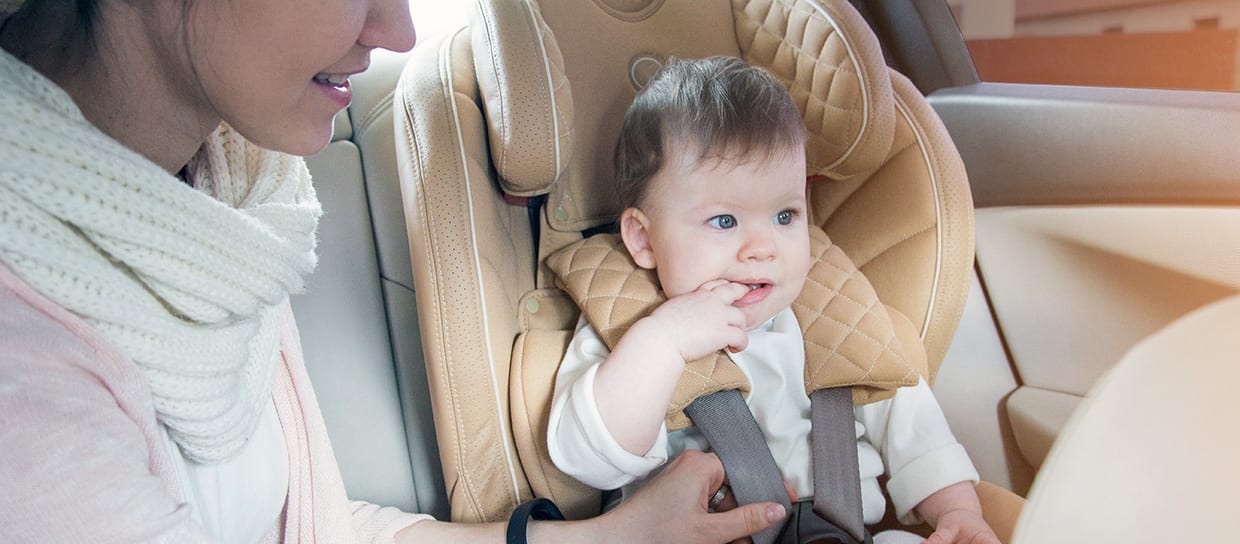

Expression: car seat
xmin=1010 ymin=293 xmax=1240 ymax=543
xmin=393 ymin=0 xmax=1019 ymax=537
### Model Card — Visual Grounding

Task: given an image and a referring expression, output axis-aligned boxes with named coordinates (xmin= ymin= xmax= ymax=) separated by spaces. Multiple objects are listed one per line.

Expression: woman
xmin=0 ymin=0 xmax=786 ymax=541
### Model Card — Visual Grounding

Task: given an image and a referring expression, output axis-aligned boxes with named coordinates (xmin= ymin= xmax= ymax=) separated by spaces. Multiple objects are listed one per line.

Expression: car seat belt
xmin=687 ymin=388 xmax=870 ymax=544
xmin=810 ymin=387 xmax=868 ymax=543
xmin=685 ymin=390 xmax=791 ymax=544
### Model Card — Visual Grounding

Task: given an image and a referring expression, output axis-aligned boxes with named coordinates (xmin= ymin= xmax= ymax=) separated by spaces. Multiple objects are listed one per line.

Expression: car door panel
xmin=933 ymin=83 xmax=1240 ymax=207
xmin=928 ymin=83 xmax=1240 ymax=480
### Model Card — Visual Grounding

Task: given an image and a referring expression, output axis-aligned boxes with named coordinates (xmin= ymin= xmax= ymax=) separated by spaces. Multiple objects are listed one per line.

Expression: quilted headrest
xmin=470 ymin=0 xmax=574 ymax=196
xmin=734 ymin=0 xmax=895 ymax=180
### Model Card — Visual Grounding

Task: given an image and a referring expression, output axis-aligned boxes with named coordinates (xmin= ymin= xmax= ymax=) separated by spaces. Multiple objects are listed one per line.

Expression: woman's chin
xmin=238 ymin=113 xmax=338 ymax=157
xmin=265 ymin=129 xmax=335 ymax=157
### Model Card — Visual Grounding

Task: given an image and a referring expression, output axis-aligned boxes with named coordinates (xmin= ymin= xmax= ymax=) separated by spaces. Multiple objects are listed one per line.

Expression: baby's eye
xmin=775 ymin=209 xmax=795 ymax=225
xmin=707 ymin=214 xmax=737 ymax=229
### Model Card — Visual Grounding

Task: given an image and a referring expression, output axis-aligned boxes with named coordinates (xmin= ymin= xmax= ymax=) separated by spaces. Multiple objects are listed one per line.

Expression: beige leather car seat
xmin=1011 ymin=294 xmax=1240 ymax=543
xmin=395 ymin=0 xmax=999 ymax=530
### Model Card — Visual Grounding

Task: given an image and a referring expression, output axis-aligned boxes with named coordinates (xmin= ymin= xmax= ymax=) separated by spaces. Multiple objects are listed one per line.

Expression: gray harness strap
xmin=687 ymin=387 xmax=869 ymax=544
xmin=685 ymin=390 xmax=791 ymax=544
xmin=811 ymin=387 xmax=867 ymax=543
xmin=684 ymin=386 xmax=868 ymax=544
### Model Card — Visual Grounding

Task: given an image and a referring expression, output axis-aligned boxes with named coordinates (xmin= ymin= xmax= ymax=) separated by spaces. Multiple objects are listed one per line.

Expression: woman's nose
xmin=360 ymin=0 xmax=417 ymax=53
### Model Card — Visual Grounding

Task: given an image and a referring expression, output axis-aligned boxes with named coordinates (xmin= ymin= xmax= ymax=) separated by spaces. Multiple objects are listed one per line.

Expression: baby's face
xmin=630 ymin=147 xmax=811 ymax=330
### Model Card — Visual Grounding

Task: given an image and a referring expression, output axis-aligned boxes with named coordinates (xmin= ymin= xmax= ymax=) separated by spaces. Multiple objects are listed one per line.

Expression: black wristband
xmin=505 ymin=498 xmax=566 ymax=544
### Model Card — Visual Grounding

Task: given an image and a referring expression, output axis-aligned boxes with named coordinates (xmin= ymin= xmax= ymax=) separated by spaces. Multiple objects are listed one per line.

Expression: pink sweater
xmin=0 ymin=263 xmax=431 ymax=542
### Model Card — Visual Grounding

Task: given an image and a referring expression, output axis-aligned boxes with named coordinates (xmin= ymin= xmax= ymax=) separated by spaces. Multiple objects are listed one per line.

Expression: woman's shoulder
xmin=0 ymin=266 xmax=195 ymax=542
xmin=0 ymin=263 xmax=145 ymax=391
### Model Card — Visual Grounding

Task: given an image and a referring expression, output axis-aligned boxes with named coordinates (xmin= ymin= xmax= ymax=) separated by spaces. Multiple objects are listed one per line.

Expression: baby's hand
xmin=922 ymin=509 xmax=1000 ymax=544
xmin=644 ymin=280 xmax=749 ymax=362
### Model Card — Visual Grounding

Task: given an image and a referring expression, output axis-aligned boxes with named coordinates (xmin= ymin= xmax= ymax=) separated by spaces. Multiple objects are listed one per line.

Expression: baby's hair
xmin=614 ymin=56 xmax=807 ymax=210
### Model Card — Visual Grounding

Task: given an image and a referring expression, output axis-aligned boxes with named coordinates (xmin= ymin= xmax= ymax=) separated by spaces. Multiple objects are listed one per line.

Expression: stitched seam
xmin=894 ymin=92 xmax=943 ymax=340
xmin=442 ymin=32 xmax=523 ymax=509
xmin=522 ymin=1 xmax=562 ymax=182
xmin=854 ymin=224 xmax=935 ymax=270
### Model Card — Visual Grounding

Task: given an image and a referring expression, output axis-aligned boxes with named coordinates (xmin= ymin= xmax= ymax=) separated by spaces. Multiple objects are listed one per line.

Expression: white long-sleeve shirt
xmin=547 ymin=307 xmax=979 ymax=524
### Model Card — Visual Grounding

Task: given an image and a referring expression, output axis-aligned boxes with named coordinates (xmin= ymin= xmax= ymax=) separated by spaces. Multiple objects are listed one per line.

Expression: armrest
xmin=976 ymin=480 xmax=1024 ymax=544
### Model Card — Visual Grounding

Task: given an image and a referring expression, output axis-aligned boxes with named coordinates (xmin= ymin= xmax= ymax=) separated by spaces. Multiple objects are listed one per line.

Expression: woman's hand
xmin=591 ymin=450 xmax=787 ymax=544
xmin=396 ymin=451 xmax=786 ymax=543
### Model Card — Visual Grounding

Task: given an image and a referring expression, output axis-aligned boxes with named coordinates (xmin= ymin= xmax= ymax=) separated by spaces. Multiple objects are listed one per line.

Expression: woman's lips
xmin=312 ymin=75 xmax=352 ymax=109
xmin=312 ymin=61 xmax=367 ymax=110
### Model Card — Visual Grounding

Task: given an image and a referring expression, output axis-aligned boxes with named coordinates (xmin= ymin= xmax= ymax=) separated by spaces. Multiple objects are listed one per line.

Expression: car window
xmin=948 ymin=0 xmax=1239 ymax=92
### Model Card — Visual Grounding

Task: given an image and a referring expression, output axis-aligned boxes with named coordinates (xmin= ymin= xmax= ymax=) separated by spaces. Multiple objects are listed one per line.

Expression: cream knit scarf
xmin=0 ymin=48 xmax=321 ymax=463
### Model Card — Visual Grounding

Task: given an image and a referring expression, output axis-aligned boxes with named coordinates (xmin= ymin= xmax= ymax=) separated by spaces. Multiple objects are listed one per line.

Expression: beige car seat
xmin=394 ymin=0 xmax=1014 ymax=535
xmin=1011 ymin=294 xmax=1240 ymax=543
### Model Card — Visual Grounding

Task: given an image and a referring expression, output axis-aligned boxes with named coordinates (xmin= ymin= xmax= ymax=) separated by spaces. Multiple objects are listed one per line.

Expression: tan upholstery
xmin=396 ymin=29 xmax=537 ymax=521
xmin=395 ymin=0 xmax=976 ymax=523
xmin=470 ymin=0 xmax=574 ymax=196
xmin=734 ymin=0 xmax=894 ymax=179
xmin=976 ymin=481 xmax=1025 ymax=544
xmin=793 ymin=225 xmax=922 ymax=399
xmin=1011 ymin=295 xmax=1240 ymax=543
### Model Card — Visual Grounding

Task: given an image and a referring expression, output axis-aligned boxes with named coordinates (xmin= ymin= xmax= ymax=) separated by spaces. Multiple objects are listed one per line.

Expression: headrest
xmin=734 ymin=0 xmax=895 ymax=180
xmin=470 ymin=0 xmax=574 ymax=196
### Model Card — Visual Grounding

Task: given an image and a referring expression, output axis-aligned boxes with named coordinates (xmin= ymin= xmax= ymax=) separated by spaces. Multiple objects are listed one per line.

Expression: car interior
xmin=291 ymin=0 xmax=1240 ymax=541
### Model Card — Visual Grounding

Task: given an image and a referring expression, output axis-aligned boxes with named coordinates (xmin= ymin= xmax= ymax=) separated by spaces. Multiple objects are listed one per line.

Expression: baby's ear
xmin=619 ymin=208 xmax=657 ymax=270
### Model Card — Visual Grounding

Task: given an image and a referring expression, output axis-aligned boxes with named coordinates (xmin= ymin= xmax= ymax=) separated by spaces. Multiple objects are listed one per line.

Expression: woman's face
xmin=176 ymin=0 xmax=415 ymax=156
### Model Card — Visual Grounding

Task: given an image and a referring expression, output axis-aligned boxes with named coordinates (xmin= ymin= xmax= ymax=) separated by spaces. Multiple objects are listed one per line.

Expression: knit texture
xmin=0 ymin=47 xmax=322 ymax=463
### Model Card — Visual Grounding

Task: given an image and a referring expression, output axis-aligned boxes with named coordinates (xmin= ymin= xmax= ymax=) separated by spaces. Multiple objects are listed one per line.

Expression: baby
xmin=547 ymin=56 xmax=997 ymax=544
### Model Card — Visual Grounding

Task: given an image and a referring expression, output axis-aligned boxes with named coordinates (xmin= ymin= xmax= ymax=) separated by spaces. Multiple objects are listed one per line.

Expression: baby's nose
xmin=740 ymin=230 xmax=776 ymax=261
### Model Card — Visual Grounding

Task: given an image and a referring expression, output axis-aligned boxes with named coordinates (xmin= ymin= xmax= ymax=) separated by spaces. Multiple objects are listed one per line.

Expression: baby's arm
xmin=915 ymin=481 xmax=999 ymax=544
xmin=855 ymin=379 xmax=984 ymax=534
xmin=594 ymin=280 xmax=751 ymax=455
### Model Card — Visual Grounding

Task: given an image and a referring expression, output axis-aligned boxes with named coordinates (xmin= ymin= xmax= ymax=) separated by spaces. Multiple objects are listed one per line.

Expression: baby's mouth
xmin=734 ymin=281 xmax=773 ymax=306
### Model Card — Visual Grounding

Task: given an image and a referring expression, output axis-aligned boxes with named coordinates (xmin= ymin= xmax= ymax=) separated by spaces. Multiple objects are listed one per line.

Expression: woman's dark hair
xmin=1 ymin=0 xmax=103 ymax=58
xmin=73 ymin=0 xmax=99 ymax=40
xmin=614 ymin=56 xmax=807 ymax=210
